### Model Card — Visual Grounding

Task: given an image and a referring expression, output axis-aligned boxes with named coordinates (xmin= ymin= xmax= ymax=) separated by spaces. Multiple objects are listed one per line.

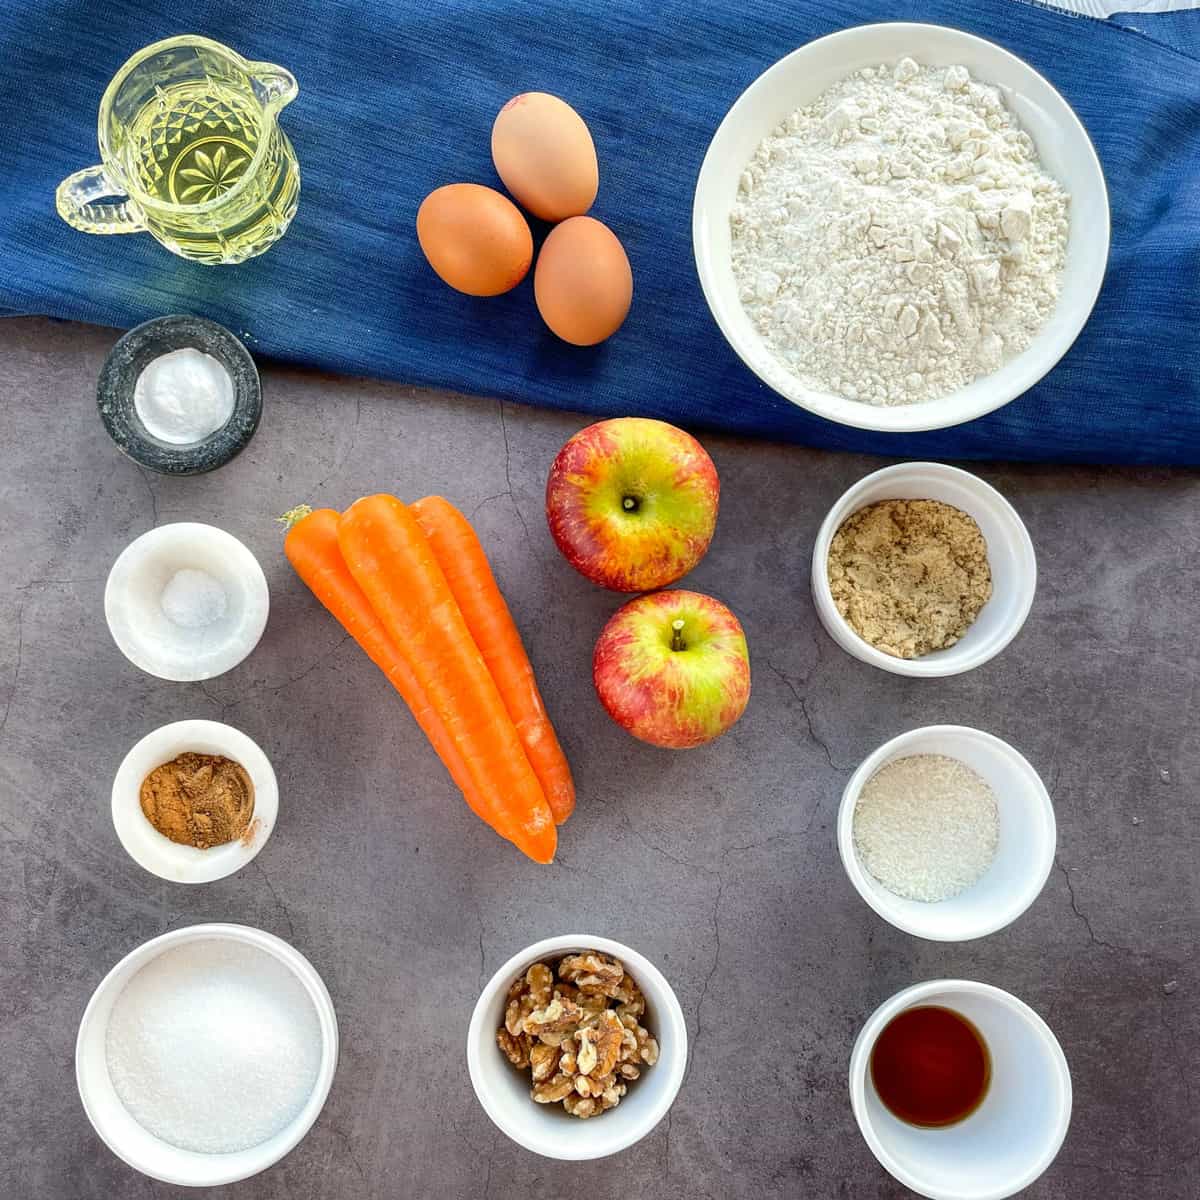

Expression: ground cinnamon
xmin=139 ymin=752 xmax=255 ymax=849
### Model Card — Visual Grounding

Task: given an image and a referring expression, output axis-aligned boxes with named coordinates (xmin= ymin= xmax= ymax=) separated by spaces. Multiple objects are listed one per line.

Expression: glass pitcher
xmin=56 ymin=35 xmax=300 ymax=265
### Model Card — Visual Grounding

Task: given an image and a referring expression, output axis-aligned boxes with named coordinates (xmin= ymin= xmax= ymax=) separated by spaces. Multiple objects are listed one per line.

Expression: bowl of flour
xmin=693 ymin=23 xmax=1109 ymax=432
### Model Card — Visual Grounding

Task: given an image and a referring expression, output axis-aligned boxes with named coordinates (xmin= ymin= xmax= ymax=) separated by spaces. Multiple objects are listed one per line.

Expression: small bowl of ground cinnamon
xmin=112 ymin=720 xmax=278 ymax=882
xmin=811 ymin=463 xmax=1036 ymax=677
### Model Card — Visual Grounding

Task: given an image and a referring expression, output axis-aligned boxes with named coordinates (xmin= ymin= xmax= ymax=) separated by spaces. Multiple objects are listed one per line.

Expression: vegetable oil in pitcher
xmin=57 ymin=37 xmax=300 ymax=263
xmin=120 ymin=77 xmax=300 ymax=262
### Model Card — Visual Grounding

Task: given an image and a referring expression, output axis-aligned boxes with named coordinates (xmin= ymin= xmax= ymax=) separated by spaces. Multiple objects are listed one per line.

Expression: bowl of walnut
xmin=467 ymin=936 xmax=687 ymax=1159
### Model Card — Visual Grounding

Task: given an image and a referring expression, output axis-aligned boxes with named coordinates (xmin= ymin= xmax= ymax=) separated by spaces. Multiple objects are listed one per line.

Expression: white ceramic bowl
xmin=77 ymin=923 xmax=338 ymax=1187
xmin=850 ymin=980 xmax=1071 ymax=1200
xmin=693 ymin=21 xmax=1109 ymax=432
xmin=105 ymin=522 xmax=270 ymax=681
xmin=467 ymin=935 xmax=687 ymax=1160
xmin=838 ymin=725 xmax=1055 ymax=941
xmin=112 ymin=719 xmax=278 ymax=883
xmin=812 ymin=462 xmax=1036 ymax=677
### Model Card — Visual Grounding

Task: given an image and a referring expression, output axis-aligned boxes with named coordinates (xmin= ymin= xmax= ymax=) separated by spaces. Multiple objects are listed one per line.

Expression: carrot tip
xmin=279 ymin=504 xmax=314 ymax=530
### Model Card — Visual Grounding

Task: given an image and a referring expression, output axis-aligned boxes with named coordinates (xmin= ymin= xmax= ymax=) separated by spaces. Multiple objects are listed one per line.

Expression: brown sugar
xmin=139 ymin=752 xmax=255 ymax=849
xmin=828 ymin=499 xmax=991 ymax=659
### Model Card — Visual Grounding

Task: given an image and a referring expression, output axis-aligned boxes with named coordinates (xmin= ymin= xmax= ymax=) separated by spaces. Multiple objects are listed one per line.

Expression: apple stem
xmin=670 ymin=618 xmax=686 ymax=652
xmin=622 ymin=496 xmax=638 ymax=512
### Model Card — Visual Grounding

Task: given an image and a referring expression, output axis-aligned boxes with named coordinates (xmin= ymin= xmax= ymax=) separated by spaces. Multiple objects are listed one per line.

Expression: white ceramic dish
xmin=849 ymin=980 xmax=1071 ymax=1200
xmin=76 ymin=923 xmax=338 ymax=1187
xmin=693 ymin=21 xmax=1109 ymax=432
xmin=838 ymin=725 xmax=1055 ymax=942
xmin=812 ymin=462 xmax=1036 ymax=677
xmin=112 ymin=719 xmax=278 ymax=883
xmin=467 ymin=935 xmax=687 ymax=1160
xmin=105 ymin=522 xmax=269 ymax=681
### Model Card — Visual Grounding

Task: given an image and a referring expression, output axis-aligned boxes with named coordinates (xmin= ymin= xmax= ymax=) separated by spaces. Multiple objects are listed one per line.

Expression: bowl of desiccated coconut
xmin=693 ymin=21 xmax=1109 ymax=432
xmin=837 ymin=725 xmax=1057 ymax=942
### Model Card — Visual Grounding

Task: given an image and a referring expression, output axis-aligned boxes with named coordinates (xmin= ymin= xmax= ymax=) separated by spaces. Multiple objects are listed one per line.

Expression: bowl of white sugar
xmin=693 ymin=22 xmax=1109 ymax=432
xmin=76 ymin=924 xmax=338 ymax=1185
xmin=105 ymin=522 xmax=270 ymax=681
xmin=837 ymin=725 xmax=1056 ymax=941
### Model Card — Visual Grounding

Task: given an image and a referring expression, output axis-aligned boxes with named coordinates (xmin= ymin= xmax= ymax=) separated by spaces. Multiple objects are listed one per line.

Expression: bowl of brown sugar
xmin=812 ymin=463 xmax=1037 ymax=677
xmin=112 ymin=720 xmax=278 ymax=882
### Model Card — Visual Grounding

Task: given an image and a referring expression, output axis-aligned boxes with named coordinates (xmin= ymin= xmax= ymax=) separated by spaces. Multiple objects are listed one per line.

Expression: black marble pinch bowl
xmin=98 ymin=315 xmax=261 ymax=476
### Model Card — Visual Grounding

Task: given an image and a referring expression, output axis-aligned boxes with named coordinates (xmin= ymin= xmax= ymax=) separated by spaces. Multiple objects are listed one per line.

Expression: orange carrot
xmin=412 ymin=495 xmax=575 ymax=824
xmin=337 ymin=494 xmax=556 ymax=864
xmin=280 ymin=505 xmax=499 ymax=825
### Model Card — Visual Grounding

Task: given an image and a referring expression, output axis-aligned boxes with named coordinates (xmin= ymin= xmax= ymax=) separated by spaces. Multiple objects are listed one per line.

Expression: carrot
xmin=411 ymin=495 xmax=575 ymax=824
xmin=280 ymin=505 xmax=501 ymax=825
xmin=337 ymin=495 xmax=556 ymax=864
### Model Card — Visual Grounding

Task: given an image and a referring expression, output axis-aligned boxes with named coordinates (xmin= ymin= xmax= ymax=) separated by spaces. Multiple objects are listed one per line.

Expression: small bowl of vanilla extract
xmin=849 ymin=979 xmax=1072 ymax=1200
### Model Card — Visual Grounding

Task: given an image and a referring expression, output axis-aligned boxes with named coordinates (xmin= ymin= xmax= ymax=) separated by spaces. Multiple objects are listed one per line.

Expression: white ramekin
xmin=112 ymin=719 xmax=278 ymax=883
xmin=76 ymin=923 xmax=338 ymax=1187
xmin=812 ymin=462 xmax=1036 ymax=677
xmin=467 ymin=935 xmax=687 ymax=1160
xmin=105 ymin=522 xmax=269 ymax=681
xmin=693 ymin=22 xmax=1109 ymax=432
xmin=838 ymin=725 xmax=1055 ymax=942
xmin=850 ymin=980 xmax=1071 ymax=1200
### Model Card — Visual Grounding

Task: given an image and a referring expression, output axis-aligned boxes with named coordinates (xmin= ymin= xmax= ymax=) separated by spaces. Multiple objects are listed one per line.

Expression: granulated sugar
xmin=853 ymin=754 xmax=999 ymax=902
xmin=105 ymin=939 xmax=322 ymax=1154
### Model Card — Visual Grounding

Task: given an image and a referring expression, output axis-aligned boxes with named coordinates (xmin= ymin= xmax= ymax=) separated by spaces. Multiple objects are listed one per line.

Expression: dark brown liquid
xmin=870 ymin=1006 xmax=991 ymax=1128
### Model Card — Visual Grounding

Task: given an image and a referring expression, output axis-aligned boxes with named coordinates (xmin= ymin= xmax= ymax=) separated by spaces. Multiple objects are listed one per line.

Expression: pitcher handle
xmin=55 ymin=165 xmax=145 ymax=235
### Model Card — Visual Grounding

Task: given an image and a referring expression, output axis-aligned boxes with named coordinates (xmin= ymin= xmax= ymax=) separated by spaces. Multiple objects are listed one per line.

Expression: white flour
xmin=730 ymin=59 xmax=1070 ymax=406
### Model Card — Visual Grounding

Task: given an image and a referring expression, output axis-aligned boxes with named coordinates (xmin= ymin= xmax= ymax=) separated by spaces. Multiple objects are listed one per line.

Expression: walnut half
xmin=559 ymin=952 xmax=626 ymax=997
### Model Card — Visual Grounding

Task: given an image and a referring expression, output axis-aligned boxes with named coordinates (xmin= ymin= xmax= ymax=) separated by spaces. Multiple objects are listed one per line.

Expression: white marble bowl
xmin=105 ymin=522 xmax=269 ymax=681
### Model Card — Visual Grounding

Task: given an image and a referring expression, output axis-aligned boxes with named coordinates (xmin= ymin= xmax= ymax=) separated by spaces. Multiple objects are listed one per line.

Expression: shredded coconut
xmin=730 ymin=59 xmax=1070 ymax=406
xmin=853 ymin=754 xmax=999 ymax=902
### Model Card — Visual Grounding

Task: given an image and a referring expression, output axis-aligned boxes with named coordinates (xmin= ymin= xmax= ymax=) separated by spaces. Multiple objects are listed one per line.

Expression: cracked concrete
xmin=498 ymin=401 xmax=533 ymax=547
xmin=1 ymin=317 xmax=1198 ymax=1199
xmin=764 ymin=659 xmax=853 ymax=772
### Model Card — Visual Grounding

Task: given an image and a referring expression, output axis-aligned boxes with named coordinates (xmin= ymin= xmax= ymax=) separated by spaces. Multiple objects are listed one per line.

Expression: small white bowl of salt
xmin=837 ymin=725 xmax=1055 ymax=942
xmin=105 ymin=523 xmax=269 ymax=681
xmin=77 ymin=923 xmax=338 ymax=1185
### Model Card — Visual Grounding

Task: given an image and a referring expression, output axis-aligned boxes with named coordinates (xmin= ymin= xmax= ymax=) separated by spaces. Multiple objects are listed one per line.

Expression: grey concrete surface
xmin=1 ymin=316 xmax=1197 ymax=1199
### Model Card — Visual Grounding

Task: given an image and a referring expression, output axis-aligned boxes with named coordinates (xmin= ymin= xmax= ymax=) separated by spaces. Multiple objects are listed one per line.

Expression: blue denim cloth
xmin=2 ymin=0 xmax=1197 ymax=463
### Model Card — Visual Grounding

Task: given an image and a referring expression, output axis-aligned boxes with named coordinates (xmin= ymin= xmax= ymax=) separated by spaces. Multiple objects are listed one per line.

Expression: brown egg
xmin=416 ymin=184 xmax=533 ymax=296
xmin=534 ymin=216 xmax=632 ymax=346
xmin=492 ymin=93 xmax=599 ymax=222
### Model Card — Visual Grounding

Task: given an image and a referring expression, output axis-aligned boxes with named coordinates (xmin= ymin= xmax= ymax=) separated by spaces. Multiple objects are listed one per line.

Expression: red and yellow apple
xmin=545 ymin=417 xmax=719 ymax=592
xmin=593 ymin=590 xmax=750 ymax=749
